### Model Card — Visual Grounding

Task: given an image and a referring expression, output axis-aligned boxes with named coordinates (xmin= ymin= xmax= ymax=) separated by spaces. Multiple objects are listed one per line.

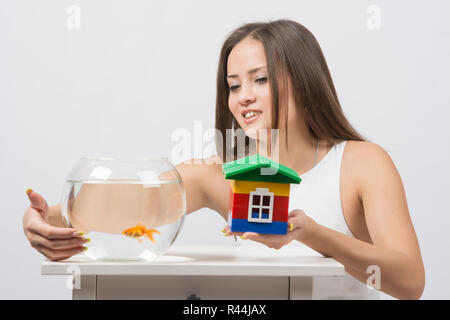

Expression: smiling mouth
xmin=243 ymin=111 xmax=262 ymax=120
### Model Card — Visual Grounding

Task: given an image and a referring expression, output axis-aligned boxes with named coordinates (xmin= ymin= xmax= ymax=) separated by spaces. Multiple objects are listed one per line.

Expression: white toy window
xmin=248 ymin=188 xmax=274 ymax=223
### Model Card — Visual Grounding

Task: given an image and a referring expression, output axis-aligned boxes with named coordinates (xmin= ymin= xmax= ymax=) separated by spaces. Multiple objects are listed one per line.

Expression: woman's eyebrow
xmin=227 ymin=66 xmax=267 ymax=78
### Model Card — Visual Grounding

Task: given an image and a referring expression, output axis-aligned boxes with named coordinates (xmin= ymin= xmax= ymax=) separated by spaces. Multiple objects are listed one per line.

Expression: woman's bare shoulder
xmin=345 ymin=140 xmax=394 ymax=167
xmin=343 ymin=140 xmax=402 ymax=196
xmin=345 ymin=140 xmax=388 ymax=157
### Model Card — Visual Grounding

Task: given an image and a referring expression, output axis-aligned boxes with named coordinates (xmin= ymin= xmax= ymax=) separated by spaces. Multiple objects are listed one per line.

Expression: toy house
xmin=222 ymin=154 xmax=301 ymax=235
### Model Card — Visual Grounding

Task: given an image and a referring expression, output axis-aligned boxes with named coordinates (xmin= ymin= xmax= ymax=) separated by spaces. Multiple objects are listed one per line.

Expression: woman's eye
xmin=256 ymin=77 xmax=267 ymax=84
xmin=228 ymin=77 xmax=266 ymax=92
xmin=229 ymin=85 xmax=240 ymax=92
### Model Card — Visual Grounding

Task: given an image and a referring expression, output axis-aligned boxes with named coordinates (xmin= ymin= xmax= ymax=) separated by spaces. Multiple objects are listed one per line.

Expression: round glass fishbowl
xmin=60 ymin=157 xmax=186 ymax=261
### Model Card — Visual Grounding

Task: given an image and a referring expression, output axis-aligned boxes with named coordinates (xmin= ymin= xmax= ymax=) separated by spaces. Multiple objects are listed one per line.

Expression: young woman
xmin=23 ymin=19 xmax=425 ymax=299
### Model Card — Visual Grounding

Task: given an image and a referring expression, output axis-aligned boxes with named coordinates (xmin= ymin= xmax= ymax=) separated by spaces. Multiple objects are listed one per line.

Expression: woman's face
xmin=227 ymin=37 xmax=273 ymax=139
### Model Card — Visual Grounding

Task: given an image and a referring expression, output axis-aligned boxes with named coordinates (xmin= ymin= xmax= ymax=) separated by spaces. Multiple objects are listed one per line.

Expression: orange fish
xmin=122 ymin=223 xmax=161 ymax=243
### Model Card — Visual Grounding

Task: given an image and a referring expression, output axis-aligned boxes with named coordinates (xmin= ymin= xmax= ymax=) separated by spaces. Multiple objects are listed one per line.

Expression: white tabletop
xmin=41 ymin=245 xmax=344 ymax=277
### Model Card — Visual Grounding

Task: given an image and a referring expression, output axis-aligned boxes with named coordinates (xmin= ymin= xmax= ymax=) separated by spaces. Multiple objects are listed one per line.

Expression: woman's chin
xmin=244 ymin=127 xmax=270 ymax=141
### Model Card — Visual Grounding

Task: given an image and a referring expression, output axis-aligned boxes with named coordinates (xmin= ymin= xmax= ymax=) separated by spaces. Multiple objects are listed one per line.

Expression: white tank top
xmin=287 ymin=140 xmax=380 ymax=300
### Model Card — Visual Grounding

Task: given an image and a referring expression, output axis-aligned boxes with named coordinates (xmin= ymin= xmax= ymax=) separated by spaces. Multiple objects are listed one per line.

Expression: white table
xmin=41 ymin=245 xmax=344 ymax=300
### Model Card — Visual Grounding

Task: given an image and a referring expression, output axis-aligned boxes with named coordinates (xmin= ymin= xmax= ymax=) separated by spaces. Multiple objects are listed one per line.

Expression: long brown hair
xmin=215 ymin=19 xmax=368 ymax=163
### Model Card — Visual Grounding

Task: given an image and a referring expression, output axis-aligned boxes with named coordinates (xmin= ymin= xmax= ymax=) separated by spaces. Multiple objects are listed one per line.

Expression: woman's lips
xmin=243 ymin=112 xmax=262 ymax=124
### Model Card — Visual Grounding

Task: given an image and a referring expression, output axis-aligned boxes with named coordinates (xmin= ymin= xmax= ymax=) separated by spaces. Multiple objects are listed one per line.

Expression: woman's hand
xmin=23 ymin=189 xmax=88 ymax=261
xmin=223 ymin=209 xmax=316 ymax=249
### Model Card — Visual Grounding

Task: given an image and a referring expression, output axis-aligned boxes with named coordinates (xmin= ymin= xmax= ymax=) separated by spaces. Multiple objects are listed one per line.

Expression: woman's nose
xmin=238 ymin=84 xmax=256 ymax=106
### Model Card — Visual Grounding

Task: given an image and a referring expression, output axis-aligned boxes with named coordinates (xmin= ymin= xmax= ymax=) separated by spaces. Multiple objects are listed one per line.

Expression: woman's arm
xmin=226 ymin=142 xmax=425 ymax=299
xmin=175 ymin=157 xmax=214 ymax=215
xmin=301 ymin=142 xmax=425 ymax=299
xmin=44 ymin=157 xmax=213 ymax=231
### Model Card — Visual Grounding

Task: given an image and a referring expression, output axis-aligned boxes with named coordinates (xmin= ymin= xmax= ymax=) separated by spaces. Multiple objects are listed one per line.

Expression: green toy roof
xmin=222 ymin=154 xmax=301 ymax=184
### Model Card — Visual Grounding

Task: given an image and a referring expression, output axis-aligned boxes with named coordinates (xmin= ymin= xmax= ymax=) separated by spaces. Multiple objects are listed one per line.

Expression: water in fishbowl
xmin=61 ymin=179 xmax=185 ymax=261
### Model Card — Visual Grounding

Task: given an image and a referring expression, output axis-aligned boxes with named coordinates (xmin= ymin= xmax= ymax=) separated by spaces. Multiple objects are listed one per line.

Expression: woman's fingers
xmin=241 ymin=232 xmax=287 ymax=250
xmin=27 ymin=230 xmax=88 ymax=250
xmin=34 ymin=243 xmax=86 ymax=262
xmin=287 ymin=209 xmax=307 ymax=232
xmin=26 ymin=189 xmax=49 ymax=218
xmin=221 ymin=210 xmax=311 ymax=250
xmin=222 ymin=225 xmax=245 ymax=237
xmin=27 ymin=218 xmax=82 ymax=240
xmin=223 ymin=225 xmax=280 ymax=242
xmin=26 ymin=227 xmax=88 ymax=261
xmin=240 ymin=232 xmax=260 ymax=240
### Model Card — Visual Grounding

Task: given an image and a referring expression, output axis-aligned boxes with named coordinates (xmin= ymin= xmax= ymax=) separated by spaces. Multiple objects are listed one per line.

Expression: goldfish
xmin=122 ymin=223 xmax=161 ymax=243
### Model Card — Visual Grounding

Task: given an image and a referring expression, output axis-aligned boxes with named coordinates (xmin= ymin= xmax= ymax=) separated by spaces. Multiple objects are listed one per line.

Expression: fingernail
xmin=240 ymin=236 xmax=247 ymax=240
xmin=290 ymin=223 xmax=293 ymax=231
xmin=84 ymin=238 xmax=91 ymax=243
xmin=223 ymin=233 xmax=232 ymax=236
xmin=221 ymin=228 xmax=226 ymax=233
xmin=26 ymin=189 xmax=33 ymax=196
xmin=73 ymin=231 xmax=84 ymax=237
xmin=82 ymin=247 xmax=88 ymax=251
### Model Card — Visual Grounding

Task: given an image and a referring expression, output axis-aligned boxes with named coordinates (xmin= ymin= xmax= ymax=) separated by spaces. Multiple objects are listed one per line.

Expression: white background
xmin=1 ymin=0 xmax=449 ymax=299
